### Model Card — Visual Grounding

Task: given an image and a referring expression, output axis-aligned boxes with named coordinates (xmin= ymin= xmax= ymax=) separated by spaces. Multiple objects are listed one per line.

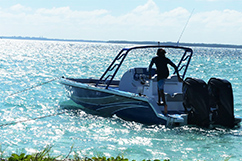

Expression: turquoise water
xmin=0 ymin=39 xmax=242 ymax=160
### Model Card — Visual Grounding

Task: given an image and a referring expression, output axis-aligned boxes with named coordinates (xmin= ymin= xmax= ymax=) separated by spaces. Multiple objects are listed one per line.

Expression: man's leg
xmin=157 ymin=79 xmax=164 ymax=104
xmin=161 ymin=89 xmax=167 ymax=114
xmin=157 ymin=88 xmax=161 ymax=104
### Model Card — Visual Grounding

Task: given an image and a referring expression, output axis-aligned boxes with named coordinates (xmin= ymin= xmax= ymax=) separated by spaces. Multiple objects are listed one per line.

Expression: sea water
xmin=0 ymin=39 xmax=242 ymax=160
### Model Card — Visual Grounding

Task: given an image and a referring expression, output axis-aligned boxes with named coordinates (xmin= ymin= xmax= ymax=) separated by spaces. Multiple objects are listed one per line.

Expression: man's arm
xmin=147 ymin=58 xmax=154 ymax=79
xmin=168 ymin=59 xmax=183 ymax=82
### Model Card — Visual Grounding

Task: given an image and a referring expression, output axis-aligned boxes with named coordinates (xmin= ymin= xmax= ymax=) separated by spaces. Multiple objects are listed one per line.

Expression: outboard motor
xmin=208 ymin=78 xmax=235 ymax=128
xmin=183 ymin=78 xmax=210 ymax=127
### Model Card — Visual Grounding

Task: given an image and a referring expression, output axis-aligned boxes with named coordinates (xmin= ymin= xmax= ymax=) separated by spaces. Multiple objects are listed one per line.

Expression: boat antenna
xmin=177 ymin=8 xmax=195 ymax=46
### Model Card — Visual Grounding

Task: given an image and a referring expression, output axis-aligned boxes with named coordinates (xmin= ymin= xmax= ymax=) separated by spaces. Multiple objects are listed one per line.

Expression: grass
xmin=0 ymin=145 xmax=169 ymax=161
xmin=0 ymin=146 xmax=233 ymax=161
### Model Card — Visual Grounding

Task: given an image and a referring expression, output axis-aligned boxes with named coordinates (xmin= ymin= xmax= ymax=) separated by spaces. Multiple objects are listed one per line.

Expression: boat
xmin=60 ymin=45 xmax=241 ymax=128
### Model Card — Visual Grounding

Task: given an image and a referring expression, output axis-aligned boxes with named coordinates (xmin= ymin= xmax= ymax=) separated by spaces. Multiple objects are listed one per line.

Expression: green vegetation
xmin=7 ymin=153 xmax=168 ymax=161
xmin=0 ymin=145 xmax=169 ymax=161
xmin=0 ymin=145 xmax=232 ymax=161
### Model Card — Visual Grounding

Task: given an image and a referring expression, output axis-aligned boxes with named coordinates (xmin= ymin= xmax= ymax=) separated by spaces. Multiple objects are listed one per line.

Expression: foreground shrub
xmin=1 ymin=145 xmax=169 ymax=161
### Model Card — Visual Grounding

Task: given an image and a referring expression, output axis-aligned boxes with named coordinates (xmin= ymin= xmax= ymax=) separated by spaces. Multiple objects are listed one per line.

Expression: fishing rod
xmin=177 ymin=8 xmax=195 ymax=46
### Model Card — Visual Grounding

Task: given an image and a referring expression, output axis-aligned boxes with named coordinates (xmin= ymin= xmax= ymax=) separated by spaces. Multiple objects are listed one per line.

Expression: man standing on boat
xmin=148 ymin=48 xmax=182 ymax=115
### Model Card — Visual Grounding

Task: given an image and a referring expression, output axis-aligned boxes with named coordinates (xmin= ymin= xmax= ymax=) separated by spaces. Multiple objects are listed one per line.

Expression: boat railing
xmin=175 ymin=50 xmax=193 ymax=78
xmin=109 ymin=64 xmax=119 ymax=71
xmin=102 ymin=75 xmax=113 ymax=83
xmin=95 ymin=45 xmax=193 ymax=89
xmin=178 ymin=65 xmax=186 ymax=72
xmin=95 ymin=49 xmax=129 ymax=88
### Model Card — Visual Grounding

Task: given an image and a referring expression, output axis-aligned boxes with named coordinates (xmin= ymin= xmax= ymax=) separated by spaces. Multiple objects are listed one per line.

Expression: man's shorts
xmin=157 ymin=79 xmax=165 ymax=90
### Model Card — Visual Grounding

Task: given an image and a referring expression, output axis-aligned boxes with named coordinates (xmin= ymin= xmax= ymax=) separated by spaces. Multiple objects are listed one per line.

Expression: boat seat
xmin=151 ymin=75 xmax=179 ymax=82
xmin=166 ymin=93 xmax=183 ymax=102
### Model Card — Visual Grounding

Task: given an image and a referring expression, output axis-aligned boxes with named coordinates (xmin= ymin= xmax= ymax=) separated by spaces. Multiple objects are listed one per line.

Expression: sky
xmin=1 ymin=0 xmax=242 ymax=45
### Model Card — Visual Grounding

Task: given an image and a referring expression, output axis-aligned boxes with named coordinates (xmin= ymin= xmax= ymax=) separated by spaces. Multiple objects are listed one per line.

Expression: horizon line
xmin=1 ymin=36 xmax=242 ymax=49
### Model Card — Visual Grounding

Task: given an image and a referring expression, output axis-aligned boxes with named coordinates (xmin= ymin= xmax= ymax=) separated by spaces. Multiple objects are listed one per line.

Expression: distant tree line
xmin=1 ymin=36 xmax=242 ymax=49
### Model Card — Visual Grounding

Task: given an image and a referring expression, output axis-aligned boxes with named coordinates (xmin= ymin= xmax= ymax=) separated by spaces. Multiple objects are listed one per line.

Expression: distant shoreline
xmin=1 ymin=36 xmax=242 ymax=49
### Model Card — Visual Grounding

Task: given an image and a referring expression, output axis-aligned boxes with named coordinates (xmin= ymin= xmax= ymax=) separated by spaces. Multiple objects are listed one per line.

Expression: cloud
xmin=196 ymin=0 xmax=226 ymax=1
xmin=191 ymin=9 xmax=242 ymax=33
xmin=132 ymin=0 xmax=159 ymax=14
xmin=36 ymin=6 xmax=108 ymax=17
xmin=180 ymin=9 xmax=242 ymax=44
xmin=10 ymin=4 xmax=32 ymax=12
xmin=1 ymin=0 xmax=242 ymax=44
xmin=117 ymin=0 xmax=160 ymax=27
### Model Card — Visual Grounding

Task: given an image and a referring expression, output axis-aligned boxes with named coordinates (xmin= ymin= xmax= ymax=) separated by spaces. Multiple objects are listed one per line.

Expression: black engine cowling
xmin=183 ymin=77 xmax=210 ymax=127
xmin=208 ymin=78 xmax=235 ymax=128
